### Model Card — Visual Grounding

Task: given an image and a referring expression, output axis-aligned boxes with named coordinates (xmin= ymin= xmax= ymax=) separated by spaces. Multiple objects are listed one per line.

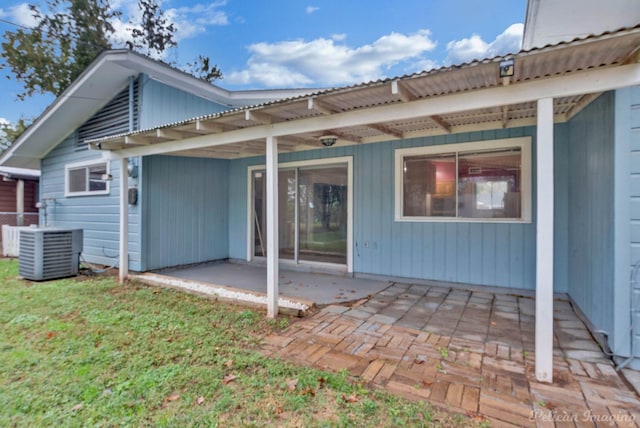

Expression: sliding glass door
xmin=252 ymin=162 xmax=349 ymax=266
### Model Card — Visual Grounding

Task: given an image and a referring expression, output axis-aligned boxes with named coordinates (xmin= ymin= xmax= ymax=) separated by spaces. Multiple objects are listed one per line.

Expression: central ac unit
xmin=19 ymin=228 xmax=83 ymax=281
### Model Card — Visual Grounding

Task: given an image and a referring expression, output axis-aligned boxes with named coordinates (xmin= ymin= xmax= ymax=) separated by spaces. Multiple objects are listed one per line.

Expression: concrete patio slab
xmin=160 ymin=261 xmax=391 ymax=305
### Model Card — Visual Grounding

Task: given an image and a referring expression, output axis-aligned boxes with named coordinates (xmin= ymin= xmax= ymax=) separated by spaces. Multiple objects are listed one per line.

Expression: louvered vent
xmin=18 ymin=229 xmax=83 ymax=281
xmin=76 ymin=78 xmax=139 ymax=150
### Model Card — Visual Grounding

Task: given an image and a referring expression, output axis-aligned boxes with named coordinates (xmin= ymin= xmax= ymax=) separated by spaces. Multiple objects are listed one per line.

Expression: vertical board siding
xmin=614 ymin=86 xmax=640 ymax=368
xmin=554 ymin=124 xmax=570 ymax=293
xmin=566 ymin=92 xmax=615 ymax=340
xmin=40 ymin=135 xmax=142 ymax=270
xmin=39 ymin=72 xmax=232 ymax=272
xmin=143 ymin=155 xmax=229 ymax=270
xmin=227 ymin=125 xmax=571 ymax=291
xmin=138 ymin=76 xmax=228 ymax=129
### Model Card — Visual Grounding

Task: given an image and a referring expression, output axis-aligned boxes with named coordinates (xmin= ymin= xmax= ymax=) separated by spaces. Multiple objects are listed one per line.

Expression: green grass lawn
xmin=0 ymin=259 xmax=480 ymax=427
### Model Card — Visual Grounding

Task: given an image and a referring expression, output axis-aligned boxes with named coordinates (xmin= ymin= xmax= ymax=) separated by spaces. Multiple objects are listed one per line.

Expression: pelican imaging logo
xmin=530 ymin=409 xmax=636 ymax=425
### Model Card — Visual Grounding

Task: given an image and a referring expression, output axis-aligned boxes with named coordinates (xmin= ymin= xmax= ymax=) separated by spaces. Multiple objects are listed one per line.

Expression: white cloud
xmin=3 ymin=3 xmax=39 ymax=28
xmin=408 ymin=58 xmax=439 ymax=74
xmin=445 ymin=23 xmax=523 ymax=65
xmin=331 ymin=33 xmax=346 ymax=41
xmin=226 ymin=29 xmax=437 ymax=87
xmin=489 ymin=23 xmax=524 ymax=55
xmin=306 ymin=6 xmax=319 ymax=14
xmin=173 ymin=1 xmax=229 ymax=36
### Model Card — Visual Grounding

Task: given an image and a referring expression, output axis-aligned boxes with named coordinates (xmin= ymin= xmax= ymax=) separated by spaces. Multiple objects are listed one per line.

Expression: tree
xmin=1 ymin=0 xmax=181 ymax=100
xmin=0 ymin=118 xmax=29 ymax=151
xmin=1 ymin=0 xmax=119 ymax=99
xmin=127 ymin=0 xmax=176 ymax=56
xmin=187 ymin=55 xmax=223 ymax=83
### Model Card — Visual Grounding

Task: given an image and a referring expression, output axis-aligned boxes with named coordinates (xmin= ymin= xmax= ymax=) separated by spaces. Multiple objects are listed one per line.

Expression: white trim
xmin=101 ymin=63 xmax=640 ymax=160
xmin=535 ymin=98 xmax=554 ymax=383
xmin=394 ymin=137 xmax=532 ymax=223
xmin=0 ymin=49 xmax=315 ymax=169
xmin=294 ymin=168 xmax=300 ymax=263
xmin=64 ymin=159 xmax=110 ymax=197
xmin=266 ymin=136 xmax=279 ymax=318
xmin=119 ymin=157 xmax=129 ymax=283
xmin=247 ymin=156 xmax=354 ymax=273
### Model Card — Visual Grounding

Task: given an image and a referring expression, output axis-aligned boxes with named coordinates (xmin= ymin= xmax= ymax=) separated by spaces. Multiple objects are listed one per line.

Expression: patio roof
xmin=90 ymin=25 xmax=640 ymax=159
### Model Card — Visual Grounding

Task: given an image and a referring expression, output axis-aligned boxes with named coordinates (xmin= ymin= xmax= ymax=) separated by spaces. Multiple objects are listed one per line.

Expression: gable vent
xmin=76 ymin=77 xmax=139 ymax=150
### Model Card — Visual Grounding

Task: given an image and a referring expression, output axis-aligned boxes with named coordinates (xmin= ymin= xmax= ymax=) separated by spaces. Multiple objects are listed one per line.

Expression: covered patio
xmin=89 ymin=27 xmax=640 ymax=383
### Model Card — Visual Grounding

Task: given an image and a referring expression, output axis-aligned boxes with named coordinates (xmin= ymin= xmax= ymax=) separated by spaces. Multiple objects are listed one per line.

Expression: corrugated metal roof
xmin=90 ymin=25 xmax=640 ymax=158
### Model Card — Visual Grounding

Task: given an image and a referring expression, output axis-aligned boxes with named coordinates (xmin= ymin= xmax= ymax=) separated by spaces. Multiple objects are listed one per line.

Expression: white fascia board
xmin=0 ymin=52 xmax=135 ymax=167
xmin=105 ymin=63 xmax=640 ymax=159
xmin=522 ymin=0 xmax=540 ymax=50
xmin=0 ymin=50 xmax=312 ymax=169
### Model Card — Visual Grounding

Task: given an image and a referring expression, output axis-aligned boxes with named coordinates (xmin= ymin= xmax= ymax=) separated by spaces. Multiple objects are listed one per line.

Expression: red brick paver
xmin=261 ymin=283 xmax=640 ymax=427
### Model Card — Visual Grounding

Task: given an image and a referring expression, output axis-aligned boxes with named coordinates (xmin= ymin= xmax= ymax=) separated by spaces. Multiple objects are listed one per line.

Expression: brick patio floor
xmin=261 ymin=282 xmax=640 ymax=427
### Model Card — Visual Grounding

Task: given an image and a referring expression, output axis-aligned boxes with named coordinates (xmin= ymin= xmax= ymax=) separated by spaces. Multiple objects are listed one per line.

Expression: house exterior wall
xmin=40 ymin=135 xmax=141 ymax=269
xmin=138 ymin=75 xmax=229 ymax=129
xmin=39 ymin=73 xmax=232 ymax=271
xmin=614 ymin=86 xmax=640 ymax=369
xmin=141 ymin=155 xmax=229 ymax=270
xmin=566 ymin=92 xmax=616 ymax=346
xmin=228 ymin=126 xmax=570 ymax=292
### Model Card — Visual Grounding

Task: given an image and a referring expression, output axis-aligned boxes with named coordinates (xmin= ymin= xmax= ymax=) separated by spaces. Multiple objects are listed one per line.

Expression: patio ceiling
xmin=91 ymin=26 xmax=640 ymax=160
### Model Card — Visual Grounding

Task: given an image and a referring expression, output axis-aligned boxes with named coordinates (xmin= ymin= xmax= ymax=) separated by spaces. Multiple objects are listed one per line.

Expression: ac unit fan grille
xmin=18 ymin=229 xmax=83 ymax=281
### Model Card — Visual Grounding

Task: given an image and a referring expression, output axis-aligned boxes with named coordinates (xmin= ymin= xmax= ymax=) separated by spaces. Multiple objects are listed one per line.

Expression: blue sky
xmin=0 ymin=0 xmax=526 ymax=127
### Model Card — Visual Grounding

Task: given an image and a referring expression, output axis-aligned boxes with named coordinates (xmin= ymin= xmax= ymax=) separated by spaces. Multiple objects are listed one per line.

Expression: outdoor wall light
xmin=319 ymin=135 xmax=338 ymax=147
xmin=499 ymin=58 xmax=515 ymax=78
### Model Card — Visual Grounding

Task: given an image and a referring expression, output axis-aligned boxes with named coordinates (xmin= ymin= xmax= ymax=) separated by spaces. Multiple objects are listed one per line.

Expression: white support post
xmin=119 ymin=158 xmax=129 ymax=283
xmin=16 ymin=179 xmax=24 ymax=226
xmin=266 ymin=136 xmax=279 ymax=318
xmin=536 ymin=98 xmax=554 ymax=383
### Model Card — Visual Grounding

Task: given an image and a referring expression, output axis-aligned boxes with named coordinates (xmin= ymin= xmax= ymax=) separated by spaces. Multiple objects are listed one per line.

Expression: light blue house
xmin=2 ymin=2 xmax=640 ymax=381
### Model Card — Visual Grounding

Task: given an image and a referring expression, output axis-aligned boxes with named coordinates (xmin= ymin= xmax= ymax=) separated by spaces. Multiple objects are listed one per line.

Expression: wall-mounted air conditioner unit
xmin=19 ymin=228 xmax=83 ymax=281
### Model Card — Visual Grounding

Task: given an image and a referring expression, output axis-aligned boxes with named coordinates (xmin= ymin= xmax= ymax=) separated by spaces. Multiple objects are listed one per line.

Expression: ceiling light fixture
xmin=319 ymin=135 xmax=338 ymax=147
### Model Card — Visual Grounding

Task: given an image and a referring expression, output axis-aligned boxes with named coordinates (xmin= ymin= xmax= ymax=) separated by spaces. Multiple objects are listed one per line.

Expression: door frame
xmin=246 ymin=156 xmax=354 ymax=273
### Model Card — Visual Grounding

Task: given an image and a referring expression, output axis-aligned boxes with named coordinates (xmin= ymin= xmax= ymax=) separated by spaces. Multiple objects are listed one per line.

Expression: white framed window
xmin=395 ymin=137 xmax=532 ymax=223
xmin=65 ymin=160 xmax=110 ymax=197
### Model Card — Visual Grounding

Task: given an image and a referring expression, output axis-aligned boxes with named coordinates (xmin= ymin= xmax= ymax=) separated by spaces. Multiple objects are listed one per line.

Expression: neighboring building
xmin=0 ymin=166 xmax=39 ymax=255
xmin=1 ymin=2 xmax=639 ymax=380
xmin=522 ymin=0 xmax=640 ymax=49
xmin=0 ymin=167 xmax=39 ymax=225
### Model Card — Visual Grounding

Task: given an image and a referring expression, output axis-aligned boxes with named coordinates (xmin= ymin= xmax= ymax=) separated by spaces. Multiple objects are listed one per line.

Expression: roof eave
xmin=0 ymin=50 xmax=317 ymax=169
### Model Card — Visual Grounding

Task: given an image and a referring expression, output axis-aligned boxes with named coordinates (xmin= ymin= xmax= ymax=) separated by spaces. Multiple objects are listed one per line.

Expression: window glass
xmin=66 ymin=162 xmax=109 ymax=195
xmin=458 ymin=148 xmax=521 ymax=219
xmin=68 ymin=168 xmax=87 ymax=193
xmin=403 ymin=154 xmax=456 ymax=217
xmin=88 ymin=164 xmax=107 ymax=192
xmin=397 ymin=140 xmax=528 ymax=222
